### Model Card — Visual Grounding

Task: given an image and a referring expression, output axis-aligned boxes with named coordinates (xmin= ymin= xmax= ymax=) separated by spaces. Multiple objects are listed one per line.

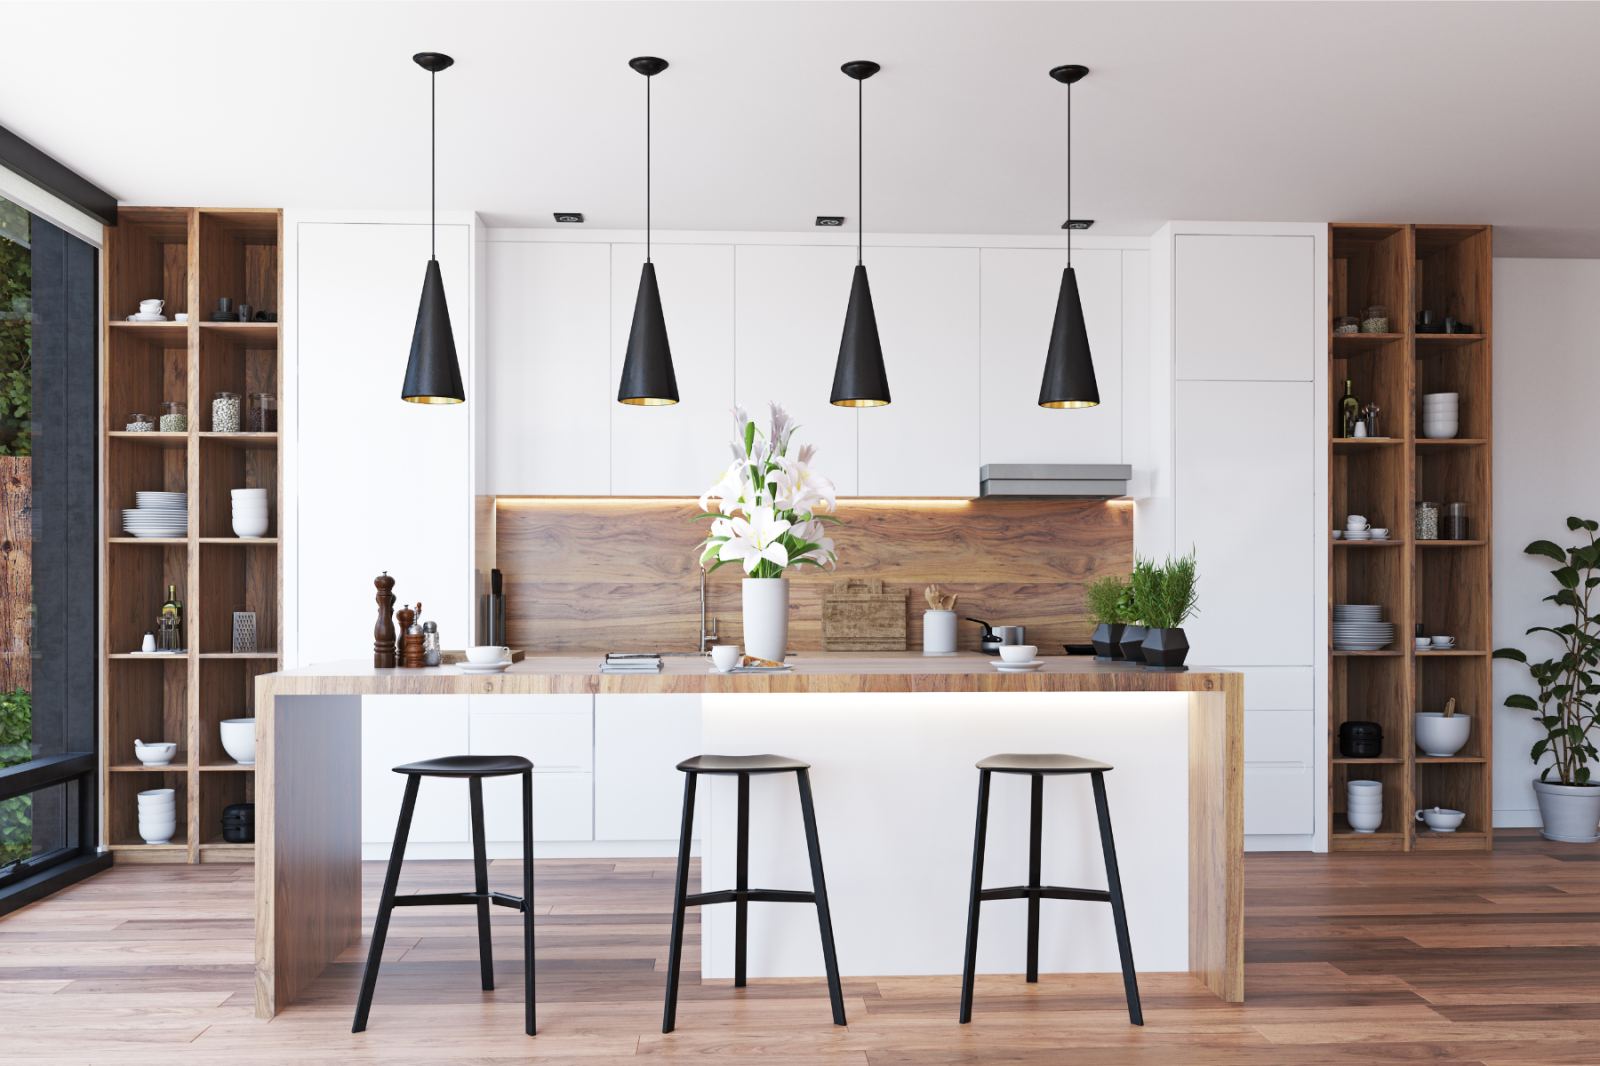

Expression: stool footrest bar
xmin=978 ymin=885 xmax=1112 ymax=904
xmin=393 ymin=891 xmax=528 ymax=912
xmin=687 ymin=888 xmax=816 ymax=907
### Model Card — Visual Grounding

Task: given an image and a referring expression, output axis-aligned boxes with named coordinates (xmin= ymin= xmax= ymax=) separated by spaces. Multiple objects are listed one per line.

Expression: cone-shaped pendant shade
xmin=618 ymin=262 xmax=678 ymax=405
xmin=401 ymin=259 xmax=464 ymax=404
xmin=1038 ymin=266 xmax=1099 ymax=409
xmin=830 ymin=265 xmax=890 ymax=407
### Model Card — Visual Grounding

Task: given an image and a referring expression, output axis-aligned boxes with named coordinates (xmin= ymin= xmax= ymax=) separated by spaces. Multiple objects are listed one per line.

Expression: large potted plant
xmin=694 ymin=403 xmax=840 ymax=663
xmin=1085 ymin=574 xmax=1132 ymax=661
xmin=1130 ymin=550 xmax=1199 ymax=671
xmin=1494 ymin=517 xmax=1600 ymax=843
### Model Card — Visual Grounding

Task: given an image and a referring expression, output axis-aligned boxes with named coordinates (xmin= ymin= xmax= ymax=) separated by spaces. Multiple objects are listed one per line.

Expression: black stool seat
xmin=662 ymin=753 xmax=844 ymax=1034
xmin=676 ymin=753 xmax=810 ymax=774
xmin=976 ymin=753 xmax=1112 ymax=774
xmin=393 ymin=754 xmax=533 ymax=777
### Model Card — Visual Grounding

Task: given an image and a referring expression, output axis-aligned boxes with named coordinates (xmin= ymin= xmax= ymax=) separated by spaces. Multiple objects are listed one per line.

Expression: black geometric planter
xmin=1141 ymin=627 xmax=1190 ymax=671
xmin=1118 ymin=625 xmax=1149 ymax=663
xmin=1091 ymin=622 xmax=1126 ymax=661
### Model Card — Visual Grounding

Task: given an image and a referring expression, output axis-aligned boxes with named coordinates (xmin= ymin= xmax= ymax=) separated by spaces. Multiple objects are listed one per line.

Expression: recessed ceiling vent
xmin=978 ymin=464 xmax=1131 ymax=500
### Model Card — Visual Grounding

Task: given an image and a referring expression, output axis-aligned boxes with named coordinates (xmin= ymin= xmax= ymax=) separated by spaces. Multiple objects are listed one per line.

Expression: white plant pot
xmin=220 ymin=717 xmax=257 ymax=766
xmin=1415 ymin=713 xmax=1471 ymax=757
xmin=741 ymin=577 xmax=789 ymax=664
xmin=1533 ymin=778 xmax=1600 ymax=843
xmin=923 ymin=610 xmax=957 ymax=655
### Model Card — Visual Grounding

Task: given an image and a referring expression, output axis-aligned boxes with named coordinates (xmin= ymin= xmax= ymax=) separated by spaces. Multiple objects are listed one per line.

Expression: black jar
xmin=1338 ymin=721 xmax=1383 ymax=759
xmin=221 ymin=802 xmax=255 ymax=844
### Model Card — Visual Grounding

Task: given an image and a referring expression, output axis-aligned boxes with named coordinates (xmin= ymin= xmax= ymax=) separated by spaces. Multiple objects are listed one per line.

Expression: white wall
xmin=1491 ymin=258 xmax=1600 ymax=826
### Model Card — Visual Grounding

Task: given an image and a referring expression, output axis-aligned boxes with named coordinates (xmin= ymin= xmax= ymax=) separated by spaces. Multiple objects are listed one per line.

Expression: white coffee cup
xmin=465 ymin=645 xmax=509 ymax=664
xmin=1431 ymin=636 xmax=1455 ymax=646
xmin=706 ymin=645 xmax=741 ymax=671
xmin=140 ymin=299 xmax=165 ymax=314
xmin=1415 ymin=637 xmax=1431 ymax=649
xmin=174 ymin=312 xmax=188 ymax=322
xmin=998 ymin=644 xmax=1038 ymax=663
xmin=1370 ymin=528 xmax=1389 ymax=539
xmin=1346 ymin=516 xmax=1369 ymax=530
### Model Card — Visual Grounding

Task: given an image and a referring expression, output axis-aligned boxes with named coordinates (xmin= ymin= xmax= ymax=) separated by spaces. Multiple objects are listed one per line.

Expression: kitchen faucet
xmin=699 ymin=565 xmax=719 ymax=652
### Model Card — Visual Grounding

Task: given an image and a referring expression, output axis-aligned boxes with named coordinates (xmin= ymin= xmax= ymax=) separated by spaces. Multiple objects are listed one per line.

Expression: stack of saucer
xmin=122 ymin=491 xmax=187 ymax=537
xmin=1333 ymin=604 xmax=1394 ymax=650
xmin=138 ymin=788 xmax=177 ymax=845
xmin=1346 ymin=780 xmax=1382 ymax=833
xmin=232 ymin=488 xmax=268 ymax=538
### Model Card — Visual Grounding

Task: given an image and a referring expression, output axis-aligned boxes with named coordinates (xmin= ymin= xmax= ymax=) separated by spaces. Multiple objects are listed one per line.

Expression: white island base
xmin=699 ymin=691 xmax=1190 ymax=981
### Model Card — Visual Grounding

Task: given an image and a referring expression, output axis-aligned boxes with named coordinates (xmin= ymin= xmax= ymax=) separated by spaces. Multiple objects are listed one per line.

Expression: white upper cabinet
xmin=979 ymin=247 xmax=1123 ymax=465
xmin=1175 ymin=235 xmax=1315 ymax=381
xmin=734 ymin=244 xmax=860 ymax=496
xmin=856 ymin=247 xmax=980 ymax=497
xmin=486 ymin=241 xmax=612 ymax=495
xmin=1176 ymin=380 xmax=1314 ymax=666
xmin=610 ymin=244 xmax=736 ymax=497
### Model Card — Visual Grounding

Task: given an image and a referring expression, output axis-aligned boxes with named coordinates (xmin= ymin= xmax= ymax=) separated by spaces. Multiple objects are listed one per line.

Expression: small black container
xmin=1090 ymin=622 xmax=1125 ymax=661
xmin=1141 ymin=627 xmax=1190 ymax=671
xmin=1118 ymin=625 xmax=1149 ymax=663
xmin=1338 ymin=721 xmax=1384 ymax=759
xmin=221 ymin=802 xmax=255 ymax=844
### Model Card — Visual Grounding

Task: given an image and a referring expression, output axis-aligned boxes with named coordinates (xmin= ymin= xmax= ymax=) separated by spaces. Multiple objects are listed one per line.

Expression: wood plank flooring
xmin=2 ymin=829 xmax=1597 ymax=1064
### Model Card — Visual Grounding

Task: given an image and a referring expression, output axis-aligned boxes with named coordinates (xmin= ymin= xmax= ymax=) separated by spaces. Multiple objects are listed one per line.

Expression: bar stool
xmin=352 ymin=755 xmax=536 ymax=1036
xmin=959 ymin=753 xmax=1142 ymax=1026
xmin=663 ymin=754 xmax=845 ymax=1033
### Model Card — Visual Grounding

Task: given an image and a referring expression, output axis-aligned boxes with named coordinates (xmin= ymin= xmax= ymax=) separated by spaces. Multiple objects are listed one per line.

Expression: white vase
xmin=1533 ymin=778 xmax=1600 ymax=843
xmin=742 ymin=577 xmax=789 ymax=663
xmin=923 ymin=610 xmax=957 ymax=655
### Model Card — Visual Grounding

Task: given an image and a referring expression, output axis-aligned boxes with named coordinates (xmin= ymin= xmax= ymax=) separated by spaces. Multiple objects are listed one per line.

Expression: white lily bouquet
xmin=694 ymin=402 xmax=841 ymax=576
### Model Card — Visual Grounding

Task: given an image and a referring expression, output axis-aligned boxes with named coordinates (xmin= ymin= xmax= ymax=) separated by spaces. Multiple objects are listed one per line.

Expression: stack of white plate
xmin=122 ymin=491 xmax=187 ymax=537
xmin=1333 ymin=604 xmax=1394 ymax=650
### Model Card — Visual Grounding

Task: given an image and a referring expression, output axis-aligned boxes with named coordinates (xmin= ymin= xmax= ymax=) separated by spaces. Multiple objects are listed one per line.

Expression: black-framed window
xmin=0 ymin=198 xmax=106 ymax=913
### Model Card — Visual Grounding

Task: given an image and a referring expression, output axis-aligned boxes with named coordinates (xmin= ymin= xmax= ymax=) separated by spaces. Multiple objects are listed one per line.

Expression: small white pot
xmin=1533 ymin=778 xmax=1600 ymax=843
xmin=220 ymin=718 xmax=257 ymax=766
xmin=741 ymin=578 xmax=789 ymax=664
xmin=1415 ymin=713 xmax=1471 ymax=757
xmin=923 ymin=610 xmax=957 ymax=655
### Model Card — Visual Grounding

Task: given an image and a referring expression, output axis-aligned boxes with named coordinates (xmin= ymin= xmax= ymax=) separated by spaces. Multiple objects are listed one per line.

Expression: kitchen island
xmin=252 ymin=654 xmax=1242 ymax=1018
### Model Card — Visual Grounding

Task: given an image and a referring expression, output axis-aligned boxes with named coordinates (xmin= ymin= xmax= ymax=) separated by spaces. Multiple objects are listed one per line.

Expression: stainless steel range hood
xmin=978 ymin=464 xmax=1132 ymax=500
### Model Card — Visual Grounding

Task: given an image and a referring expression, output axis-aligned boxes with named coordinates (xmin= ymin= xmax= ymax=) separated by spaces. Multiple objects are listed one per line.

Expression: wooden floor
xmin=2 ymin=830 xmax=1598 ymax=1064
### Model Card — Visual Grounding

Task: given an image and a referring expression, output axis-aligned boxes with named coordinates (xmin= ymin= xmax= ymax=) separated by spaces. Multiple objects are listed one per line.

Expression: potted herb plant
xmin=1494 ymin=517 xmax=1600 ymax=843
xmin=1130 ymin=550 xmax=1199 ymax=671
xmin=1085 ymin=574 xmax=1132 ymax=661
xmin=694 ymin=403 xmax=840 ymax=664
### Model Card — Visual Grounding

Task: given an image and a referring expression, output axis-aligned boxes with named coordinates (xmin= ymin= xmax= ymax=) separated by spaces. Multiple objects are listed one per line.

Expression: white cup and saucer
xmin=995 ymin=645 xmax=1044 ymax=671
xmin=130 ymin=299 xmax=167 ymax=322
xmin=458 ymin=646 xmax=512 ymax=673
xmin=1430 ymin=635 xmax=1456 ymax=649
xmin=706 ymin=645 xmax=741 ymax=672
xmin=1368 ymin=528 xmax=1390 ymax=540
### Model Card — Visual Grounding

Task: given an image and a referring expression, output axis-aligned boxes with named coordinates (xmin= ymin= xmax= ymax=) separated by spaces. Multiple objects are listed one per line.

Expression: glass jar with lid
xmin=212 ymin=392 xmax=240 ymax=433
xmin=125 ymin=413 xmax=154 ymax=432
xmin=248 ymin=392 xmax=277 ymax=433
xmin=1442 ymin=502 xmax=1469 ymax=541
xmin=160 ymin=400 xmax=187 ymax=433
xmin=1415 ymin=500 xmax=1439 ymax=541
xmin=1362 ymin=305 xmax=1390 ymax=333
xmin=1334 ymin=316 xmax=1360 ymax=334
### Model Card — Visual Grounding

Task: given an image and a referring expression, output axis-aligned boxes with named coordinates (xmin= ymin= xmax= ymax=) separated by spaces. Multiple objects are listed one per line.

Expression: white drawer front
xmin=470 ymin=710 xmax=592 ymax=773
xmin=481 ymin=771 xmax=593 ymax=842
xmin=1244 ymin=709 xmax=1313 ymax=835
xmin=362 ymin=695 xmax=471 ymax=844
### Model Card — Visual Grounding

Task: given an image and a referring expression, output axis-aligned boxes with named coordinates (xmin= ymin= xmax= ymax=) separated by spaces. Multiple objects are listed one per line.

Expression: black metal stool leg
xmin=959 ymin=768 xmax=992 ymax=1024
xmin=795 ymin=769 xmax=846 ymax=1026
xmin=468 ymin=776 xmax=495 ymax=991
xmin=521 ymin=769 xmax=536 ymax=1036
xmin=735 ymin=771 xmax=749 ymax=988
xmin=1026 ymin=773 xmax=1044 ymax=983
xmin=1091 ymin=771 xmax=1143 ymax=1026
xmin=662 ymin=772 xmax=698 ymax=1034
xmin=353 ymin=773 xmax=421 ymax=1033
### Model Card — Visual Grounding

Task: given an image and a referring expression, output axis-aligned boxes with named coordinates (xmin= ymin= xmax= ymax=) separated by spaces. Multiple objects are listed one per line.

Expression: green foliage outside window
xmin=0 ymin=196 xmax=32 ymax=456
xmin=0 ymin=688 xmax=32 ymax=867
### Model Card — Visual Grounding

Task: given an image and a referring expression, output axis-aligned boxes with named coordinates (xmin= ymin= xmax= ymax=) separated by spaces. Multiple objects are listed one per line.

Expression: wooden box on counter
xmin=822 ymin=578 xmax=908 ymax=651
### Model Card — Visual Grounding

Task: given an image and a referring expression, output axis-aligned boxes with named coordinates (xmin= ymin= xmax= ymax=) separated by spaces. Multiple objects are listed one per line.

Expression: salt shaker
xmin=422 ymin=620 xmax=441 ymax=666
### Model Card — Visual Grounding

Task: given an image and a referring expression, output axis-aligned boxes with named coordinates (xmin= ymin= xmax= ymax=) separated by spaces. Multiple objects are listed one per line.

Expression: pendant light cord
xmin=1066 ymin=78 xmax=1072 ymax=268
xmin=857 ymin=75 xmax=864 ymax=266
xmin=431 ymin=69 xmax=437 ymax=262
xmin=646 ymin=72 xmax=652 ymax=264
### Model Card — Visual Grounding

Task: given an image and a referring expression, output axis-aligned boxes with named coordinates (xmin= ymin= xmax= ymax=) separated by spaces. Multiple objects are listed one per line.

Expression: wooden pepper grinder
xmin=374 ymin=573 xmax=396 ymax=668
xmin=402 ymin=602 xmax=426 ymax=668
xmin=395 ymin=604 xmax=417 ymax=665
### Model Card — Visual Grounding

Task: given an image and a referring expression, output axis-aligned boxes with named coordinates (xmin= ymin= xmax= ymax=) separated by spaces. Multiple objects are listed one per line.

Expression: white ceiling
xmin=5 ymin=1 xmax=1600 ymax=256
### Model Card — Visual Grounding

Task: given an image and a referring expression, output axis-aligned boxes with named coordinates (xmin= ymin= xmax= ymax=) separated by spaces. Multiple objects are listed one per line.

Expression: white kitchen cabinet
xmin=485 ymin=240 xmax=612 ymax=495
xmin=594 ymin=694 xmax=702 ymax=841
xmin=734 ymin=244 xmax=859 ymax=495
xmin=1244 ymin=709 xmax=1315 ymax=835
xmin=1175 ymin=235 xmax=1315 ymax=382
xmin=362 ymin=695 xmax=472 ymax=844
xmin=610 ymin=244 xmax=736 ymax=496
xmin=855 ymin=247 xmax=980 ymax=497
xmin=1175 ymin=380 xmax=1314 ymax=666
xmin=469 ymin=695 xmax=594 ymax=841
xmin=979 ymin=247 xmax=1123 ymax=466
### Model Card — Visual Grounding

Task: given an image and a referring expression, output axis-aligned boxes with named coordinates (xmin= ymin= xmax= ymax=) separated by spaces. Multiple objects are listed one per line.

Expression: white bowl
xmin=231 ymin=506 xmax=269 ymax=518
xmin=1422 ymin=424 xmax=1458 ymax=440
xmin=233 ymin=515 xmax=270 ymax=538
xmin=137 ymin=802 xmax=176 ymax=816
xmin=138 ymin=821 xmax=177 ymax=844
xmin=1346 ymin=779 xmax=1383 ymax=793
xmin=1415 ymin=807 xmax=1466 ymax=832
xmin=231 ymin=487 xmax=267 ymax=498
xmin=137 ymin=787 xmax=175 ymax=802
xmin=1346 ymin=797 xmax=1383 ymax=811
xmin=465 ymin=645 xmax=510 ymax=664
xmin=1422 ymin=392 xmax=1459 ymax=402
xmin=1415 ymin=712 xmax=1471 ymax=757
xmin=1332 ymin=530 xmax=1343 ymax=539
xmin=998 ymin=644 xmax=1038 ymax=663
xmin=134 ymin=740 xmax=177 ymax=766
xmin=1346 ymin=809 xmax=1384 ymax=832
xmin=219 ymin=718 xmax=256 ymax=765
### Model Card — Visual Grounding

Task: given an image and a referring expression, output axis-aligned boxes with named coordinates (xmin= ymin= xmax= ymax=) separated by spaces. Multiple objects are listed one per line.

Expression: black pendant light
xmin=401 ymin=52 xmax=465 ymax=405
xmin=1038 ymin=64 xmax=1099 ymax=410
xmin=617 ymin=56 xmax=679 ymax=406
xmin=830 ymin=61 xmax=890 ymax=408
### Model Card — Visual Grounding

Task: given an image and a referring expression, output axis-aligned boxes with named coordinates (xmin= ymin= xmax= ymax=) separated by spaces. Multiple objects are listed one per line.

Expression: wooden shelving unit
xmin=1328 ymin=223 xmax=1492 ymax=852
xmin=102 ymin=207 xmax=281 ymax=864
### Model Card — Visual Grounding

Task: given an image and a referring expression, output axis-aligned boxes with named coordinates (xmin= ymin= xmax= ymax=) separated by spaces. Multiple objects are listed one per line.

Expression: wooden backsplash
xmin=496 ymin=498 xmax=1133 ymax=653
